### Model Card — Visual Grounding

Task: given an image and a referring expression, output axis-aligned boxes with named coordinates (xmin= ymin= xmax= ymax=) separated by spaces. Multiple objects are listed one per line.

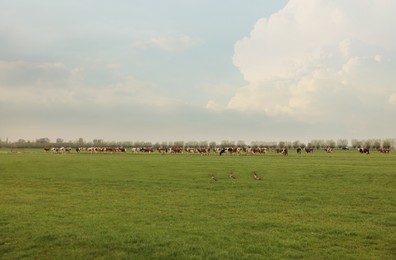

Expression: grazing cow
xmin=378 ymin=148 xmax=390 ymax=153
xmin=219 ymin=148 xmax=226 ymax=156
xmin=196 ymin=147 xmax=210 ymax=155
xmin=324 ymin=147 xmax=332 ymax=153
xmin=282 ymin=148 xmax=288 ymax=156
xmin=169 ymin=147 xmax=182 ymax=154
xmin=185 ymin=147 xmax=196 ymax=153
xmin=143 ymin=147 xmax=154 ymax=153
xmin=273 ymin=148 xmax=283 ymax=153
xmin=296 ymin=147 xmax=302 ymax=154
xmin=305 ymin=147 xmax=314 ymax=153
xmin=358 ymin=148 xmax=370 ymax=154
xmin=44 ymin=147 xmax=51 ymax=152
xmin=131 ymin=147 xmax=141 ymax=153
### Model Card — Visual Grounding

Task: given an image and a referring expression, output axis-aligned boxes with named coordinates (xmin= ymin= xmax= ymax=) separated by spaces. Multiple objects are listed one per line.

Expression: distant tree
xmin=292 ymin=140 xmax=301 ymax=148
xmin=185 ymin=141 xmax=198 ymax=147
xmin=56 ymin=138 xmax=64 ymax=144
xmin=134 ymin=141 xmax=145 ymax=147
xmin=36 ymin=137 xmax=50 ymax=144
xmin=93 ymin=139 xmax=103 ymax=146
xmin=372 ymin=139 xmax=381 ymax=149
xmin=364 ymin=139 xmax=373 ymax=149
xmin=237 ymin=140 xmax=246 ymax=147
xmin=221 ymin=140 xmax=235 ymax=147
xmin=337 ymin=139 xmax=348 ymax=148
xmin=17 ymin=139 xmax=26 ymax=144
xmin=351 ymin=139 xmax=362 ymax=148
xmin=77 ymin=138 xmax=85 ymax=146
xmin=174 ymin=141 xmax=185 ymax=147
xmin=382 ymin=139 xmax=392 ymax=149
xmin=199 ymin=141 xmax=208 ymax=147
xmin=209 ymin=141 xmax=217 ymax=148
xmin=325 ymin=140 xmax=336 ymax=148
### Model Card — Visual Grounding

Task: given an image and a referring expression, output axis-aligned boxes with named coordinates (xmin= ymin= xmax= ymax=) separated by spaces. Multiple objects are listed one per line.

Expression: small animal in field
xmin=211 ymin=175 xmax=217 ymax=182
xmin=229 ymin=173 xmax=236 ymax=180
xmin=253 ymin=172 xmax=262 ymax=180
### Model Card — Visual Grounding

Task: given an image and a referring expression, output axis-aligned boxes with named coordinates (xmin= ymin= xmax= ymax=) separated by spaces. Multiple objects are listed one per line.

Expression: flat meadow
xmin=0 ymin=148 xmax=395 ymax=259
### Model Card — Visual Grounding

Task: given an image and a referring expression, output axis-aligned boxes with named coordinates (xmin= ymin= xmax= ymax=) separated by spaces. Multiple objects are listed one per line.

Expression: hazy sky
xmin=1 ymin=0 xmax=395 ymax=143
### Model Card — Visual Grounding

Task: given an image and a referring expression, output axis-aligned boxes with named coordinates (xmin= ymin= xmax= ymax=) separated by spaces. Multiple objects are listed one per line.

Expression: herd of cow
xmin=43 ymin=146 xmax=391 ymax=155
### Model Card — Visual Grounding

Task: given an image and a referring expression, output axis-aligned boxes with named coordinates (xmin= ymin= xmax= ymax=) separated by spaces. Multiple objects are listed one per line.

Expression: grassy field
xmin=0 ymin=149 xmax=395 ymax=259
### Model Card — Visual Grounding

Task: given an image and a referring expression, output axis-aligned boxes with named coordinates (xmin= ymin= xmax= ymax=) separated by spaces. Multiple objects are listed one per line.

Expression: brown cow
xmin=305 ymin=147 xmax=314 ymax=153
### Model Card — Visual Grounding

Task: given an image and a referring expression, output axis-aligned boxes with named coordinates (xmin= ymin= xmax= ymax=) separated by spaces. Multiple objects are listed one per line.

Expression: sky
xmin=1 ymin=0 xmax=395 ymax=144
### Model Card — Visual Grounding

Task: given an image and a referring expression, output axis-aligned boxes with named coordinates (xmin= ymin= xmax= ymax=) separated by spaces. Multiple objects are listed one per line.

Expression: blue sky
xmin=1 ymin=0 xmax=395 ymax=144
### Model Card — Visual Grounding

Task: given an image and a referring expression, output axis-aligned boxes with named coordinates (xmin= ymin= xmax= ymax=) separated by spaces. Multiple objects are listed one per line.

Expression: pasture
xmin=0 ymin=149 xmax=395 ymax=259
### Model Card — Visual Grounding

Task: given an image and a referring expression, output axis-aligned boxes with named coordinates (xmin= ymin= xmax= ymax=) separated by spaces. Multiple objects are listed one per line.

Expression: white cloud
xmin=228 ymin=0 xmax=396 ymax=123
xmin=0 ymin=60 xmax=173 ymax=107
xmin=132 ymin=35 xmax=201 ymax=52
xmin=206 ymin=100 xmax=224 ymax=111
xmin=389 ymin=93 xmax=396 ymax=105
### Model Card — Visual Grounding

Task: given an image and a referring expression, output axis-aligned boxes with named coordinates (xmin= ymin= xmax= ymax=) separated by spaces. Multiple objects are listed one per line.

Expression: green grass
xmin=1 ymin=149 xmax=395 ymax=259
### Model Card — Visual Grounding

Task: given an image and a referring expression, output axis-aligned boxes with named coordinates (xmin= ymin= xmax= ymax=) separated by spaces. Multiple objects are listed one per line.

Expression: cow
xmin=282 ymin=148 xmax=288 ymax=156
xmin=378 ymin=148 xmax=390 ymax=153
xmin=44 ymin=147 xmax=51 ymax=152
xmin=131 ymin=147 xmax=141 ymax=153
xmin=197 ymin=147 xmax=210 ymax=155
xmin=358 ymin=148 xmax=370 ymax=154
xmin=169 ymin=147 xmax=183 ymax=154
xmin=142 ymin=147 xmax=154 ymax=153
xmin=185 ymin=147 xmax=196 ymax=153
xmin=324 ymin=147 xmax=332 ymax=153
xmin=305 ymin=147 xmax=314 ymax=153
xmin=296 ymin=147 xmax=302 ymax=154
xmin=273 ymin=148 xmax=283 ymax=153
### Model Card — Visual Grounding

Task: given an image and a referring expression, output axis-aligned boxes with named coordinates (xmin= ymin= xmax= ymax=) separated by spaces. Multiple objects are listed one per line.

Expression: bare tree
xmin=237 ymin=140 xmax=246 ymax=147
xmin=372 ymin=139 xmax=381 ymax=149
xmin=325 ymin=140 xmax=336 ymax=148
xmin=337 ymin=139 xmax=348 ymax=148
xmin=351 ymin=139 xmax=362 ymax=148
xmin=36 ymin=137 xmax=50 ymax=144
xmin=292 ymin=140 xmax=301 ymax=148
xmin=382 ymin=139 xmax=393 ymax=149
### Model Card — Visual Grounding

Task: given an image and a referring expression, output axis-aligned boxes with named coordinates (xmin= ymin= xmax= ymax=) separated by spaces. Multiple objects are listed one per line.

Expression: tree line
xmin=0 ymin=137 xmax=395 ymax=150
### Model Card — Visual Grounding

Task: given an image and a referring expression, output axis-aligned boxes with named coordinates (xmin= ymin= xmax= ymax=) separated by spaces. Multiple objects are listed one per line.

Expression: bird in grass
xmin=229 ymin=172 xmax=236 ymax=180
xmin=253 ymin=172 xmax=262 ymax=180
xmin=211 ymin=175 xmax=217 ymax=182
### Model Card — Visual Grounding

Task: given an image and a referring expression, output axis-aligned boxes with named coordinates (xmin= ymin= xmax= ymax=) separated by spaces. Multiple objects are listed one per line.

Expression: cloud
xmin=206 ymin=100 xmax=224 ymax=111
xmin=132 ymin=35 xmax=201 ymax=52
xmin=389 ymin=93 xmax=396 ymax=105
xmin=0 ymin=60 xmax=173 ymax=107
xmin=228 ymin=0 xmax=396 ymax=123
